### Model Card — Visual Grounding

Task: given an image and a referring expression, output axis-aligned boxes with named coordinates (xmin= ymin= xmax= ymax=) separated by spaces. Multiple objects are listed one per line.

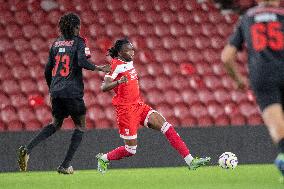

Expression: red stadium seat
xmin=7 ymin=120 xmax=24 ymax=131
xmin=156 ymin=103 xmax=174 ymax=119
xmin=161 ymin=10 xmax=178 ymax=24
xmin=213 ymin=88 xmax=231 ymax=104
xmin=155 ymin=75 xmax=172 ymax=90
xmin=39 ymin=24 xmax=57 ymax=39
xmin=162 ymin=36 xmax=179 ymax=50
xmin=164 ymin=90 xmax=183 ymax=105
xmin=47 ymin=10 xmax=61 ymax=25
xmin=181 ymin=89 xmax=200 ymax=105
xmin=153 ymin=0 xmax=168 ymax=11
xmin=89 ymin=24 xmax=106 ymax=37
xmin=247 ymin=114 xmax=263 ymax=126
xmin=88 ymin=105 xmax=106 ymax=121
xmin=138 ymin=23 xmax=155 ymax=37
xmin=97 ymin=10 xmax=114 ymax=25
xmin=15 ymin=11 xmax=31 ymax=25
xmin=22 ymin=24 xmax=39 ymax=39
xmin=198 ymin=116 xmax=214 ymax=127
xmin=181 ymin=116 xmax=197 ymax=127
xmin=198 ymin=89 xmax=215 ymax=104
xmin=85 ymin=77 xmax=103 ymax=93
xmin=130 ymin=10 xmax=148 ymax=24
xmin=137 ymin=0 xmax=153 ymax=11
xmin=184 ymin=0 xmax=202 ymax=11
xmin=106 ymin=0 xmax=122 ymax=11
xmin=122 ymin=23 xmax=137 ymax=36
xmin=173 ymin=104 xmax=191 ymax=119
xmin=1 ymin=105 xmax=18 ymax=123
xmin=95 ymin=118 xmax=113 ymax=129
xmin=201 ymin=23 xmax=218 ymax=37
xmin=104 ymin=106 xmax=116 ymax=121
xmin=146 ymin=63 xmax=164 ymax=77
xmin=168 ymin=0 xmax=184 ymax=11
xmin=239 ymin=102 xmax=259 ymax=118
xmin=29 ymin=65 xmax=44 ymax=79
xmin=145 ymin=10 xmax=163 ymax=23
xmin=139 ymin=76 xmax=156 ymax=91
xmin=19 ymin=79 xmax=39 ymax=94
xmin=14 ymin=38 xmax=30 ymax=52
xmin=154 ymin=23 xmax=171 ymax=37
xmin=211 ymin=36 xmax=225 ymax=50
xmin=10 ymin=93 xmax=28 ymax=108
xmin=202 ymin=49 xmax=221 ymax=63
xmin=146 ymin=36 xmax=163 ymax=49
xmin=195 ymin=63 xmax=213 ymax=76
xmin=194 ymin=36 xmax=211 ymax=50
xmin=189 ymin=76 xmax=205 ymax=90
xmin=18 ymin=106 xmax=36 ymax=122
xmin=189 ymin=103 xmax=208 ymax=119
xmin=12 ymin=65 xmax=30 ymax=80
xmin=204 ymin=75 xmax=223 ymax=90
xmin=212 ymin=64 xmax=226 ymax=76
xmin=167 ymin=116 xmax=181 ymax=126
xmin=231 ymin=90 xmax=248 ymax=104
xmin=121 ymin=0 xmax=137 ymax=11
xmin=214 ymin=115 xmax=230 ymax=126
xmin=37 ymin=78 xmax=49 ymax=94
xmin=35 ymin=105 xmax=52 ymax=124
xmin=171 ymin=75 xmax=190 ymax=90
xmin=0 ymin=120 xmax=6 ymax=131
xmin=0 ymin=65 xmax=13 ymax=80
xmin=154 ymin=49 xmax=172 ymax=62
xmin=62 ymin=118 xmax=75 ymax=130
xmin=208 ymin=12 xmax=224 ymax=24
xmin=207 ymin=102 xmax=225 ymax=119
xmin=172 ymin=49 xmax=188 ymax=63
xmin=222 ymin=75 xmax=235 ymax=90
xmin=96 ymin=93 xmax=113 ymax=107
xmin=163 ymin=62 xmax=179 ymax=76
xmin=113 ymin=10 xmax=130 ymax=24
xmin=6 ymin=24 xmax=23 ymax=39
xmin=0 ymin=25 xmax=6 ymax=38
xmin=187 ymin=49 xmax=203 ymax=62
xmin=21 ymin=50 xmax=39 ymax=66
xmin=193 ymin=12 xmax=209 ymax=24
xmin=2 ymin=79 xmax=20 ymax=95
xmin=229 ymin=114 xmax=246 ymax=126
xmin=30 ymin=37 xmax=48 ymax=52
xmin=0 ymin=10 xmax=15 ymax=25
xmin=0 ymin=38 xmax=14 ymax=52
xmin=90 ymin=0 xmax=105 ymax=11
xmin=25 ymin=120 xmax=42 ymax=131
xmin=0 ymin=92 xmax=11 ymax=109
xmin=178 ymin=36 xmax=195 ymax=50
xmin=177 ymin=10 xmax=194 ymax=25
xmin=84 ymin=90 xmax=98 ymax=107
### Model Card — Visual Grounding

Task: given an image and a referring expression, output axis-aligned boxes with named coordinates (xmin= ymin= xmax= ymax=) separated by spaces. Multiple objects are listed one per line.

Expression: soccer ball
xmin=218 ymin=152 xmax=238 ymax=169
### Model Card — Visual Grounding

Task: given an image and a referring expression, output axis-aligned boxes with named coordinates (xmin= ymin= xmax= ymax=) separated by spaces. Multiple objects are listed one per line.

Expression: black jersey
xmin=229 ymin=5 xmax=284 ymax=82
xmin=45 ymin=36 xmax=96 ymax=98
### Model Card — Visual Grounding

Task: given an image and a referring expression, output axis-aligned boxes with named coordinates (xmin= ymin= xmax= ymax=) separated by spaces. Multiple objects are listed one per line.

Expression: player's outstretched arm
xmin=101 ymin=76 xmax=127 ymax=92
xmin=221 ymin=44 xmax=246 ymax=90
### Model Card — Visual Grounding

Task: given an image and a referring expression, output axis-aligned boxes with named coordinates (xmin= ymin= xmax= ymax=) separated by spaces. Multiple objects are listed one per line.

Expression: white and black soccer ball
xmin=218 ymin=152 xmax=238 ymax=169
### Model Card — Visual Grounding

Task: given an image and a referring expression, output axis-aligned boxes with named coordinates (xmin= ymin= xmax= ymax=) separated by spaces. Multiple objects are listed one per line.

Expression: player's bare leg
xmin=262 ymin=104 xmax=284 ymax=178
xmin=97 ymin=139 xmax=137 ymax=174
xmin=147 ymin=112 xmax=210 ymax=170
xmin=18 ymin=117 xmax=63 ymax=171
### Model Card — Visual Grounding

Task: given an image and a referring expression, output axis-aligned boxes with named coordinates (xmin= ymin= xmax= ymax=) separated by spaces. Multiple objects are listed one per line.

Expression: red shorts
xmin=115 ymin=102 xmax=155 ymax=139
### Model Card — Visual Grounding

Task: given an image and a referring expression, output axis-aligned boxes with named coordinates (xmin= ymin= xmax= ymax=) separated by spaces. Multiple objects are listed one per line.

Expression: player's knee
xmin=125 ymin=145 xmax=137 ymax=155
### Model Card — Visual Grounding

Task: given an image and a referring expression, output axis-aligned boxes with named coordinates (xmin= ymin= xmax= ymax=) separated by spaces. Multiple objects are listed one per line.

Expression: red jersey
xmin=105 ymin=58 xmax=142 ymax=105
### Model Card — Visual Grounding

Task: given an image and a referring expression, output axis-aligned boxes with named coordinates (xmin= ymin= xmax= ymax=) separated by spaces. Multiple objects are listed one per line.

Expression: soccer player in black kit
xmin=221 ymin=0 xmax=284 ymax=180
xmin=17 ymin=13 xmax=109 ymax=174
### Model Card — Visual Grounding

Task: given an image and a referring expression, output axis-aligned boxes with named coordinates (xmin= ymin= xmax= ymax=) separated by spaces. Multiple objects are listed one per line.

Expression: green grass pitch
xmin=0 ymin=164 xmax=282 ymax=189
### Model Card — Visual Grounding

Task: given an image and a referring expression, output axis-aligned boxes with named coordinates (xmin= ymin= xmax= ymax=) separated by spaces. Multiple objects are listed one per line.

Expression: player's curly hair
xmin=108 ymin=38 xmax=130 ymax=58
xmin=59 ymin=13 xmax=80 ymax=39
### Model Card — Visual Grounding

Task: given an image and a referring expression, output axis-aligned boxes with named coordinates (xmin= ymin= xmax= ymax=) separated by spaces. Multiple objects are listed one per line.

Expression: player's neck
xmin=117 ymin=57 xmax=132 ymax=63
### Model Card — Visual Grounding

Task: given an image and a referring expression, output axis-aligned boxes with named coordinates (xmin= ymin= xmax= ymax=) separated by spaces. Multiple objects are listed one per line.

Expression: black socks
xmin=26 ymin=124 xmax=56 ymax=154
xmin=61 ymin=129 xmax=84 ymax=168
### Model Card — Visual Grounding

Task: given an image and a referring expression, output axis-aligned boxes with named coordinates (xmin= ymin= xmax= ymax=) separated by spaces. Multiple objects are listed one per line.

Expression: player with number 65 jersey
xmin=221 ymin=0 xmax=284 ymax=180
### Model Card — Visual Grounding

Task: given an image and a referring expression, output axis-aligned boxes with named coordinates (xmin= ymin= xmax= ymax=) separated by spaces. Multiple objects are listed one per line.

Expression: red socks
xmin=107 ymin=145 xmax=136 ymax=161
xmin=162 ymin=122 xmax=190 ymax=158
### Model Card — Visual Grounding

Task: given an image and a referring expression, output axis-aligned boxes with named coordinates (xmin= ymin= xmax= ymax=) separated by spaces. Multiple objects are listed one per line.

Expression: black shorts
xmin=251 ymin=77 xmax=284 ymax=112
xmin=51 ymin=98 xmax=86 ymax=119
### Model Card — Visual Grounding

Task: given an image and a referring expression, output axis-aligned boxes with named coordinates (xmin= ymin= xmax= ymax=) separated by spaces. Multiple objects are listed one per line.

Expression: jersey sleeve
xmin=77 ymin=37 xmax=96 ymax=70
xmin=229 ymin=17 xmax=244 ymax=50
xmin=105 ymin=60 xmax=120 ymax=80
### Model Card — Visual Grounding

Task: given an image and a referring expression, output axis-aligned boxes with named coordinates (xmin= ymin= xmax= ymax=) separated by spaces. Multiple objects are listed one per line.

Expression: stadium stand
xmin=0 ymin=0 xmax=263 ymax=131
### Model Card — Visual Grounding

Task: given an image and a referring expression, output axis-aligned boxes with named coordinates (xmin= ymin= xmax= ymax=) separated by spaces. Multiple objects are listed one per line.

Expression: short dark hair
xmin=108 ymin=38 xmax=130 ymax=58
xmin=59 ymin=13 xmax=80 ymax=39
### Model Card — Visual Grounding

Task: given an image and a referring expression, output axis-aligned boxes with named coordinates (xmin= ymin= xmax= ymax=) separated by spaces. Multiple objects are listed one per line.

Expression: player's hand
xmin=97 ymin=64 xmax=110 ymax=73
xmin=119 ymin=76 xmax=128 ymax=84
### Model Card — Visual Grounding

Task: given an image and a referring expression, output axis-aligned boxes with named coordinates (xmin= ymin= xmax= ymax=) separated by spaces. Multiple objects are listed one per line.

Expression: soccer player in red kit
xmin=96 ymin=38 xmax=210 ymax=173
